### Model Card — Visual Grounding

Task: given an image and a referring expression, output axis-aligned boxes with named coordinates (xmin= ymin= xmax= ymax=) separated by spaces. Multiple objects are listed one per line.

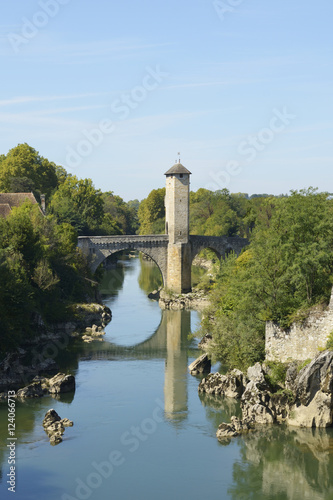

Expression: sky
xmin=0 ymin=0 xmax=333 ymax=201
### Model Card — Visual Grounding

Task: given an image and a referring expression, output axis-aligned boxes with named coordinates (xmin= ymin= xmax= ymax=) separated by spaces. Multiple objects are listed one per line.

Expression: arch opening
xmin=94 ymin=248 xmax=164 ymax=292
xmin=138 ymin=251 xmax=164 ymax=293
xmin=191 ymin=247 xmax=221 ymax=289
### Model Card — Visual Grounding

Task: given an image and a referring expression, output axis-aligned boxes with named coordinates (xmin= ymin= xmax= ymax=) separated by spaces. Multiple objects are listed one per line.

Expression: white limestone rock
xmin=188 ymin=353 xmax=211 ymax=375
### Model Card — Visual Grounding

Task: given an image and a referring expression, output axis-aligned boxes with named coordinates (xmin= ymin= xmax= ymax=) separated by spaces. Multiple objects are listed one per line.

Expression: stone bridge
xmin=78 ymin=162 xmax=249 ymax=292
xmin=77 ymin=233 xmax=248 ymax=288
xmin=78 ymin=235 xmax=169 ymax=276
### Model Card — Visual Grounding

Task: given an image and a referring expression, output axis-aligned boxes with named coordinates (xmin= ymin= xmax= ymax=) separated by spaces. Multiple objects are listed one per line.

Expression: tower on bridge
xmin=165 ymin=161 xmax=192 ymax=293
xmin=78 ymin=162 xmax=248 ymax=294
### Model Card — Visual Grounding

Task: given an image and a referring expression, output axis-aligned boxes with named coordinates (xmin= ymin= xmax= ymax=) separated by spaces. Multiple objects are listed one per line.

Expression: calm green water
xmin=1 ymin=256 xmax=333 ymax=500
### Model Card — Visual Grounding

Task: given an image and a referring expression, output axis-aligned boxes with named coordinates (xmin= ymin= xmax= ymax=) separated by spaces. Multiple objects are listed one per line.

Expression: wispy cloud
xmin=8 ymin=37 xmax=173 ymax=64
xmin=0 ymin=92 xmax=111 ymax=107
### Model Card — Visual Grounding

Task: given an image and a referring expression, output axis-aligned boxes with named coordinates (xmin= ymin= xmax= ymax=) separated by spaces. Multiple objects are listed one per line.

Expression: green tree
xmin=101 ymin=192 xmax=138 ymax=234
xmin=49 ymin=175 xmax=104 ymax=235
xmin=0 ymin=143 xmax=58 ymax=198
xmin=190 ymin=188 xmax=248 ymax=237
xmin=138 ymin=188 xmax=165 ymax=234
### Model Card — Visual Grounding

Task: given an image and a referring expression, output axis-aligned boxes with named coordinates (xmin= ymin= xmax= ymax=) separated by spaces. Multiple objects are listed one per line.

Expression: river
xmin=1 ymin=255 xmax=333 ymax=500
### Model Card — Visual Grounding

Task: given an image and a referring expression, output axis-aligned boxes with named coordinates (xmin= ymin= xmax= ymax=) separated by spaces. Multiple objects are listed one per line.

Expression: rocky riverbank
xmin=197 ymin=350 xmax=333 ymax=441
xmin=0 ymin=303 xmax=111 ymax=391
xmin=158 ymin=288 xmax=210 ymax=310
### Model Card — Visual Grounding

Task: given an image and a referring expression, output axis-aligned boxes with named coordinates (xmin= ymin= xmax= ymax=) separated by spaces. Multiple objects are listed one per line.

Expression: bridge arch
xmin=189 ymin=235 xmax=248 ymax=265
xmin=78 ymin=235 xmax=169 ymax=286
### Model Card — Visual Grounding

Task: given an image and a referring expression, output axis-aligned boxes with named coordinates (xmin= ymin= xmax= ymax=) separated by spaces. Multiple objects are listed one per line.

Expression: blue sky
xmin=0 ymin=0 xmax=333 ymax=200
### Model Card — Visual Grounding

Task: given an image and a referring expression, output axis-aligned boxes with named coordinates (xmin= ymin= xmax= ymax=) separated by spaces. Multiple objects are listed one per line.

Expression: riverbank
xmin=0 ymin=302 xmax=111 ymax=391
xmin=157 ymin=288 xmax=210 ymax=310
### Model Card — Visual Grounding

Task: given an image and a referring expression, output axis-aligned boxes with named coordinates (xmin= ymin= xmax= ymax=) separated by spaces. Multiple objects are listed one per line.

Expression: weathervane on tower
xmin=177 ymin=152 xmax=181 ymax=163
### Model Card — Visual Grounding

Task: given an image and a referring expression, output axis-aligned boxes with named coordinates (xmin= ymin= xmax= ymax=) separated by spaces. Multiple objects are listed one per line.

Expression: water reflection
xmin=164 ymin=310 xmax=189 ymax=423
xmin=138 ymin=255 xmax=163 ymax=293
xmin=199 ymin=392 xmax=242 ymax=433
xmin=228 ymin=425 xmax=333 ymax=500
xmin=68 ymin=308 xmax=194 ymax=424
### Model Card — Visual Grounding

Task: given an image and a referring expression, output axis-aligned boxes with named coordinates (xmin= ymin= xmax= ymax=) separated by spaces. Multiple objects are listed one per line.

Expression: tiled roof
xmin=0 ymin=192 xmax=38 ymax=207
xmin=0 ymin=192 xmax=39 ymax=218
xmin=164 ymin=162 xmax=192 ymax=175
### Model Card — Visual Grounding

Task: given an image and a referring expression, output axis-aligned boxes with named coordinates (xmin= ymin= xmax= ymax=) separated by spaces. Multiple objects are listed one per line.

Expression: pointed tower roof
xmin=164 ymin=162 xmax=191 ymax=175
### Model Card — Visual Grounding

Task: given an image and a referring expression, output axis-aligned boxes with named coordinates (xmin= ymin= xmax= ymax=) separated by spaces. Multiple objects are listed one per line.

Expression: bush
xmin=264 ymin=361 xmax=287 ymax=388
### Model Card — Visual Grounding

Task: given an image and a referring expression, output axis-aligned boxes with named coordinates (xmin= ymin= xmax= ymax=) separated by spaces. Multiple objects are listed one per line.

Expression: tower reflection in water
xmin=163 ymin=309 xmax=191 ymax=423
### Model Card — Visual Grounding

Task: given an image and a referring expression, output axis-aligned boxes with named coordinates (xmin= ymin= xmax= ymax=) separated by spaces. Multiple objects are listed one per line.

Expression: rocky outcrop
xmin=287 ymin=350 xmax=333 ymax=428
xmin=199 ymin=370 xmax=247 ymax=398
xmin=63 ymin=303 xmax=112 ymax=331
xmin=16 ymin=381 xmax=45 ymax=399
xmin=47 ymin=373 xmax=75 ymax=394
xmin=159 ymin=289 xmax=210 ymax=310
xmin=148 ymin=289 xmax=161 ymax=301
xmin=43 ymin=409 xmax=73 ymax=445
xmin=81 ymin=324 xmax=106 ymax=343
xmin=206 ymin=350 xmax=333 ymax=442
xmin=240 ymin=363 xmax=277 ymax=425
xmin=198 ymin=334 xmax=212 ymax=350
xmin=216 ymin=416 xmax=254 ymax=442
xmin=5 ymin=373 xmax=76 ymax=401
xmin=188 ymin=354 xmax=211 ymax=375
xmin=0 ymin=349 xmax=59 ymax=392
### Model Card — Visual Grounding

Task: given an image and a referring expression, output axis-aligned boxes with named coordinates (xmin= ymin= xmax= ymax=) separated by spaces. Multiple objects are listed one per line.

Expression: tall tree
xmin=0 ymin=143 xmax=58 ymax=198
xmin=49 ymin=175 xmax=104 ymax=235
xmin=138 ymin=188 xmax=165 ymax=234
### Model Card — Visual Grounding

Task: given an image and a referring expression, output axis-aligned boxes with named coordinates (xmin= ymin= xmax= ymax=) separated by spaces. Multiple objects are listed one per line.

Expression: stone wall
xmin=265 ymin=289 xmax=333 ymax=362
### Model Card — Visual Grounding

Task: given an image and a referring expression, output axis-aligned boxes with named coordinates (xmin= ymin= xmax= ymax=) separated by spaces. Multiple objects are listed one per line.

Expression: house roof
xmin=0 ymin=192 xmax=39 ymax=218
xmin=0 ymin=204 xmax=11 ymax=218
xmin=164 ymin=162 xmax=192 ymax=175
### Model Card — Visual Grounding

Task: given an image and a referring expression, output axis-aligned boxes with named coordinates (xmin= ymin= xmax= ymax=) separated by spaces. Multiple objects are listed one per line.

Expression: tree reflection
xmin=228 ymin=426 xmax=333 ymax=500
xmin=138 ymin=254 xmax=162 ymax=293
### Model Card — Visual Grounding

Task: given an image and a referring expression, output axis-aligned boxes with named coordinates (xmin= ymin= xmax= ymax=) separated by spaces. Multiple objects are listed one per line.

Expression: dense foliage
xmin=189 ymin=188 xmax=249 ymax=237
xmin=0 ymin=143 xmax=58 ymax=199
xmin=0 ymin=203 xmax=95 ymax=354
xmin=201 ymin=189 xmax=333 ymax=370
xmin=137 ymin=188 xmax=165 ymax=234
xmin=0 ymin=144 xmax=139 ymax=354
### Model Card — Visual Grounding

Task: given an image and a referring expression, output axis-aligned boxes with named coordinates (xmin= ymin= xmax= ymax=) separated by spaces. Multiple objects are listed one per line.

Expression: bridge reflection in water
xmin=79 ymin=308 xmax=197 ymax=424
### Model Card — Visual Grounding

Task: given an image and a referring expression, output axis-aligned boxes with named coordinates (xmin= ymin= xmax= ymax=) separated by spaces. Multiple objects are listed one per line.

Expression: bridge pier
xmin=166 ymin=243 xmax=192 ymax=294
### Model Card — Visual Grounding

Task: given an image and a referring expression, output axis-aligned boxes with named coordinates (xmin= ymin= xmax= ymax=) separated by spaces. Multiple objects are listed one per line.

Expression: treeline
xmin=137 ymin=185 xmax=277 ymax=237
xmin=0 ymin=143 xmax=139 ymax=236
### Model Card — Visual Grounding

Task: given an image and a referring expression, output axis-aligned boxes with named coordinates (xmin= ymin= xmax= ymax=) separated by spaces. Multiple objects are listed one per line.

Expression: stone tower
xmin=165 ymin=161 xmax=192 ymax=293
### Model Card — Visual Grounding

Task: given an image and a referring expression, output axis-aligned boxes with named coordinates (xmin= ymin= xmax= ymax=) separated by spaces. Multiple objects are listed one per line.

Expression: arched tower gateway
xmin=164 ymin=161 xmax=192 ymax=293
